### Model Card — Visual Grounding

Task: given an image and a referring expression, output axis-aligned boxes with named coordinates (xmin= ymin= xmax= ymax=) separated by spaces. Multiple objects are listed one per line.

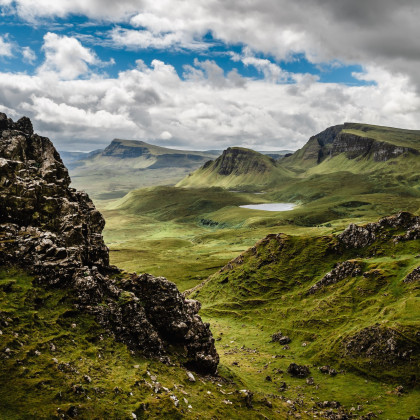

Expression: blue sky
xmin=0 ymin=13 xmax=371 ymax=85
xmin=0 ymin=1 xmax=419 ymax=151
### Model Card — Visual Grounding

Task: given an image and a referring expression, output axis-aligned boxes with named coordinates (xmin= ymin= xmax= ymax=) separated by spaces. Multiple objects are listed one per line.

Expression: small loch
xmin=239 ymin=203 xmax=296 ymax=212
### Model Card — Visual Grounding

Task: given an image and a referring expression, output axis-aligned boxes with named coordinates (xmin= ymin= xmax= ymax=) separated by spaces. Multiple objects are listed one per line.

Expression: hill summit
xmin=177 ymin=147 xmax=290 ymax=190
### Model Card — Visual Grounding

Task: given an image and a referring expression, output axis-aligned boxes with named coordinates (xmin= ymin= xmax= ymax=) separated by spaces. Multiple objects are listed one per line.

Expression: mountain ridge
xmin=176 ymin=122 xmax=420 ymax=194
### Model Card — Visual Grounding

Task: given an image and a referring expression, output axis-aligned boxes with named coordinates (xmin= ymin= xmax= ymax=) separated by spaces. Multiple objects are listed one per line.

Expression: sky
xmin=0 ymin=0 xmax=419 ymax=152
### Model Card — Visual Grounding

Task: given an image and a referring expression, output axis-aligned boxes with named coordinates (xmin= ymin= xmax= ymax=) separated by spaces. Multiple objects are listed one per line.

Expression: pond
xmin=239 ymin=203 xmax=295 ymax=212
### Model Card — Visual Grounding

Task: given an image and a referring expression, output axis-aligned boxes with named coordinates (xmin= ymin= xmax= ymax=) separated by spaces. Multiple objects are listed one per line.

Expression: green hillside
xmin=187 ymin=214 xmax=420 ymax=418
xmin=0 ymin=268 xmax=292 ymax=419
xmin=98 ymin=122 xmax=420 ymax=418
xmin=69 ymin=139 xmax=219 ymax=201
xmin=177 ymin=147 xmax=292 ymax=191
xmin=107 ymin=186 xmax=267 ymax=222
xmin=342 ymin=123 xmax=420 ymax=151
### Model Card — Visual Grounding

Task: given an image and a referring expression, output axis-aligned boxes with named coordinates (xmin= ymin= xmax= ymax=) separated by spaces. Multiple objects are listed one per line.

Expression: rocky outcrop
xmin=271 ymin=331 xmax=291 ymax=344
xmin=338 ymin=212 xmax=420 ymax=249
xmin=307 ymin=260 xmax=362 ymax=295
xmin=288 ymin=122 xmax=419 ymax=166
xmin=0 ymin=113 xmax=219 ymax=374
xmin=287 ymin=363 xmax=310 ymax=378
xmin=330 ymin=132 xmax=418 ymax=162
xmin=343 ymin=325 xmax=417 ymax=365
xmin=302 ymin=124 xmax=344 ymax=163
xmin=403 ymin=266 xmax=420 ymax=283
xmin=213 ymin=147 xmax=274 ymax=176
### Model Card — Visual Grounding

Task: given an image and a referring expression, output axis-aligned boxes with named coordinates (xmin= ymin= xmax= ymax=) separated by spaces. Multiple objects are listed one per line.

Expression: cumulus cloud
xmin=21 ymin=46 xmax=36 ymax=63
xmin=160 ymin=130 xmax=172 ymax=140
xmin=0 ymin=55 xmax=419 ymax=151
xmin=183 ymin=59 xmax=246 ymax=88
xmin=37 ymin=32 xmax=111 ymax=79
xmin=1 ymin=1 xmax=420 ymax=151
xmin=109 ymin=27 xmax=209 ymax=51
xmin=4 ymin=0 xmax=419 ymax=89
xmin=0 ymin=35 xmax=13 ymax=57
xmin=231 ymin=48 xmax=293 ymax=83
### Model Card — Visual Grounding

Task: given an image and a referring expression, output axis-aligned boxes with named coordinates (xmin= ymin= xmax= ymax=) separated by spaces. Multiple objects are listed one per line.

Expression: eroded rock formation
xmin=306 ymin=260 xmax=363 ymax=295
xmin=0 ymin=113 xmax=219 ymax=374
xmin=338 ymin=211 xmax=420 ymax=249
xmin=343 ymin=325 xmax=416 ymax=364
xmin=213 ymin=147 xmax=274 ymax=176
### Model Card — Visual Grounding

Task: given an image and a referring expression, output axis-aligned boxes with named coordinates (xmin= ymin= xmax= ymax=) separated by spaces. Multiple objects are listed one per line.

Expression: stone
xmin=403 ymin=266 xmax=420 ymax=283
xmin=307 ymin=260 xmax=362 ymax=295
xmin=306 ymin=377 xmax=315 ymax=385
xmin=0 ymin=113 xmax=219 ymax=375
xmin=316 ymin=401 xmax=341 ymax=409
xmin=186 ymin=371 xmax=196 ymax=382
xmin=271 ymin=331 xmax=292 ymax=344
xmin=287 ymin=363 xmax=310 ymax=378
xmin=319 ymin=365 xmax=338 ymax=376
xmin=343 ymin=325 xmax=415 ymax=365
xmin=338 ymin=212 xmax=420 ymax=249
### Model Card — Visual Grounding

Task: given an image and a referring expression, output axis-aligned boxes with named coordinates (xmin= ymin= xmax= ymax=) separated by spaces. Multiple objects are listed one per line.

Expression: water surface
xmin=239 ymin=203 xmax=295 ymax=211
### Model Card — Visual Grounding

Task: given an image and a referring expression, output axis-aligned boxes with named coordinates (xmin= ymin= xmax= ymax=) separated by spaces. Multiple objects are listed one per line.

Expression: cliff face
xmin=0 ymin=113 xmax=109 ymax=276
xmin=331 ymin=132 xmax=418 ymax=162
xmin=102 ymin=139 xmax=151 ymax=158
xmin=0 ymin=113 xmax=219 ymax=374
xmin=213 ymin=147 xmax=275 ymax=176
xmin=285 ymin=122 xmax=419 ymax=168
xmin=298 ymin=124 xmax=344 ymax=163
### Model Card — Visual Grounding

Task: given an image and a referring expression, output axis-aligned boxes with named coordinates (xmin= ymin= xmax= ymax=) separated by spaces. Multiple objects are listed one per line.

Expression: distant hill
xmin=282 ymin=122 xmax=420 ymax=171
xmin=177 ymin=147 xmax=292 ymax=190
xmin=170 ymin=122 xmax=420 ymax=227
xmin=64 ymin=139 xmax=220 ymax=201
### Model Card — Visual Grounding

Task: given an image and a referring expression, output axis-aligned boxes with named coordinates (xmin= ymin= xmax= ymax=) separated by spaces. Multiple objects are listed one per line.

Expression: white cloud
xmin=0 ymin=35 xmax=13 ymax=57
xmin=4 ymin=0 xmax=419 ymax=91
xmin=0 ymin=2 xmax=420 ymax=151
xmin=160 ymin=130 xmax=172 ymax=140
xmin=22 ymin=46 xmax=36 ymax=63
xmin=231 ymin=48 xmax=293 ymax=83
xmin=0 ymin=57 xmax=419 ymax=151
xmin=109 ymin=27 xmax=209 ymax=51
xmin=183 ymin=59 xmax=246 ymax=88
xmin=37 ymin=32 xmax=110 ymax=79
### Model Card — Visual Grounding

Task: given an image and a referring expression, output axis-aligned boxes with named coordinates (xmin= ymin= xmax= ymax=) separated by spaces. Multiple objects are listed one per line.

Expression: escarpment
xmin=213 ymin=147 xmax=275 ymax=176
xmin=0 ymin=113 xmax=219 ymax=374
xmin=285 ymin=122 xmax=419 ymax=168
xmin=330 ymin=131 xmax=418 ymax=161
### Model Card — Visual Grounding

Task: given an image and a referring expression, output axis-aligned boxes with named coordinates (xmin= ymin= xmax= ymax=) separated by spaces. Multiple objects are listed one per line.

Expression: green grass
xmin=176 ymin=147 xmax=292 ymax=191
xmin=342 ymin=123 xmax=420 ymax=151
xmin=97 ymin=181 xmax=420 ymax=418
xmin=192 ymin=225 xmax=420 ymax=418
xmin=9 ymin=122 xmax=419 ymax=418
xmin=0 ymin=268 xmax=295 ymax=419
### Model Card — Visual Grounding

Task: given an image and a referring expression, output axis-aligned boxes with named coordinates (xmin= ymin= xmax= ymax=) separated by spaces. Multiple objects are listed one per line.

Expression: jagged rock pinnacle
xmin=0 ymin=113 xmax=219 ymax=374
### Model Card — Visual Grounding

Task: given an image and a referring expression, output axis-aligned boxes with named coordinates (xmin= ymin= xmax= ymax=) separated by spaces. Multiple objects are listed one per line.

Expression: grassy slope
xmin=342 ymin=123 xmax=420 ymax=151
xmin=192 ymin=223 xmax=420 ymax=419
xmin=49 ymin=122 xmax=419 ymax=418
xmin=176 ymin=148 xmax=292 ymax=191
xmin=0 ymin=268 xmax=293 ymax=420
xmin=69 ymin=141 xmax=218 ymax=201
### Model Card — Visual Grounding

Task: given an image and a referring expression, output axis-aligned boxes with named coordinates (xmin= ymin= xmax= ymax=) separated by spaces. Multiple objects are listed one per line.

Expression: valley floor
xmin=98 ymin=192 xmax=420 ymax=419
